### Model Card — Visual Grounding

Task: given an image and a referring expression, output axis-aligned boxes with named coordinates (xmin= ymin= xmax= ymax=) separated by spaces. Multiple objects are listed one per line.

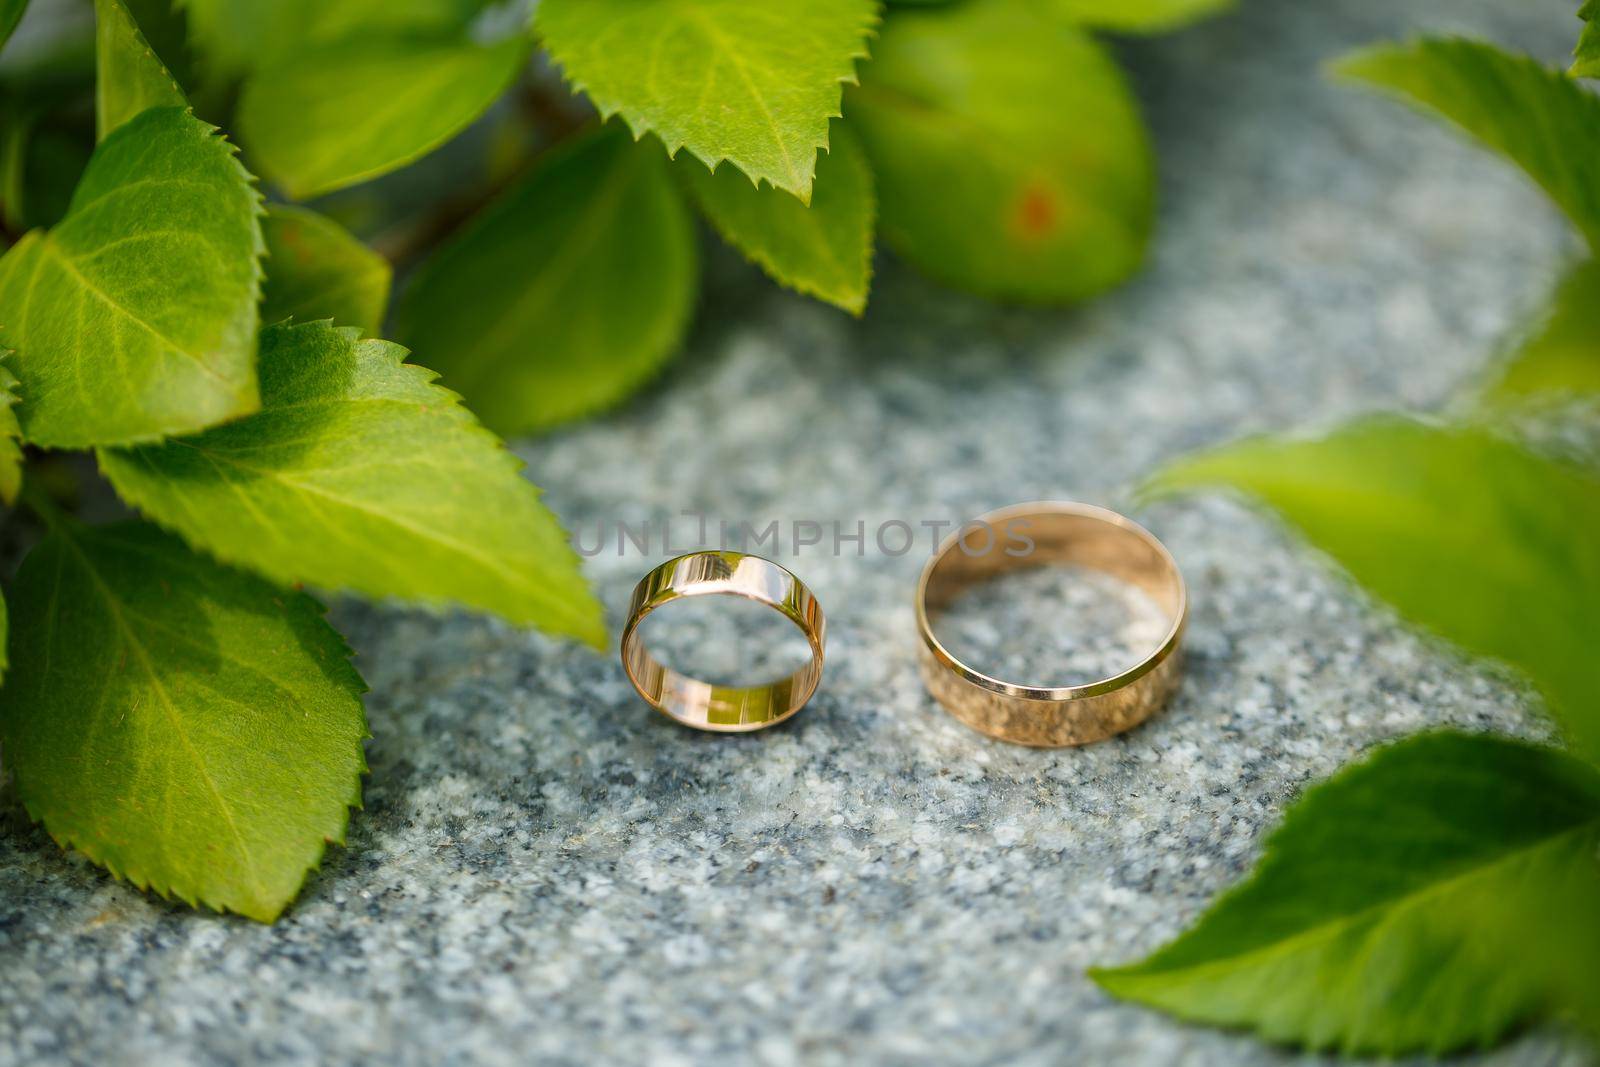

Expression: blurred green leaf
xmin=236 ymin=34 xmax=525 ymax=199
xmin=1148 ymin=416 xmax=1600 ymax=764
xmin=99 ymin=320 xmax=605 ymax=646
xmin=396 ymin=124 xmax=696 ymax=436
xmin=0 ymin=586 xmax=7 ymax=685
xmin=1048 ymin=0 xmax=1232 ymax=34
xmin=0 ymin=520 xmax=368 ymax=922
xmin=179 ymin=0 xmax=481 ymax=76
xmin=121 ymin=0 xmax=197 ymax=94
xmin=94 ymin=0 xmax=185 ymax=140
xmin=850 ymin=0 xmax=1152 ymax=303
xmin=1336 ymin=38 xmax=1600 ymax=250
xmin=536 ymin=0 xmax=877 ymax=202
xmin=1575 ymin=0 xmax=1600 ymax=78
xmin=261 ymin=203 xmax=390 ymax=335
xmin=682 ymin=121 xmax=874 ymax=314
xmin=1 ymin=0 xmax=26 ymax=51
xmin=1093 ymin=731 xmax=1600 ymax=1054
xmin=0 ymin=353 xmax=18 ymax=503
xmin=0 ymin=106 xmax=262 ymax=448
xmin=1487 ymin=259 xmax=1600 ymax=401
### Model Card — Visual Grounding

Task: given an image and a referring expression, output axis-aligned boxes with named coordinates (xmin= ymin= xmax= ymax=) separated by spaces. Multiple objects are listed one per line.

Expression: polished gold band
xmin=621 ymin=551 xmax=826 ymax=732
xmin=915 ymin=502 xmax=1187 ymax=747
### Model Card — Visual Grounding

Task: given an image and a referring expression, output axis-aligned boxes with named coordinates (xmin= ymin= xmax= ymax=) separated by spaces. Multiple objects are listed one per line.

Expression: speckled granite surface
xmin=1 ymin=1 xmax=1594 ymax=1064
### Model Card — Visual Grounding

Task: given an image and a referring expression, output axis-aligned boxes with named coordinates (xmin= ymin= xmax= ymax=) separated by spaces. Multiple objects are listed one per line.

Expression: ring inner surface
xmin=624 ymin=594 xmax=822 ymax=728
xmin=923 ymin=509 xmax=1183 ymax=691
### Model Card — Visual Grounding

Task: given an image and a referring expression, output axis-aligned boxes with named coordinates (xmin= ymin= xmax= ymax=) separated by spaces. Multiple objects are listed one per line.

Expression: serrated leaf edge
xmin=1091 ymin=730 xmax=1600 ymax=1056
xmin=536 ymin=4 xmax=881 ymax=204
xmin=99 ymin=320 xmax=609 ymax=648
xmin=680 ymin=127 xmax=877 ymax=314
xmin=12 ymin=526 xmax=370 ymax=924
xmin=6 ymin=107 xmax=268 ymax=449
xmin=95 ymin=0 xmax=189 ymax=141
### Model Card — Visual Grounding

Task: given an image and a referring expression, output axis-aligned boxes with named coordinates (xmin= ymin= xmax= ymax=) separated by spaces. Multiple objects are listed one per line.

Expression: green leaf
xmin=1574 ymin=0 xmax=1600 ymax=79
xmin=0 ymin=106 xmax=263 ymax=448
xmin=1486 ymin=258 xmax=1600 ymax=401
xmin=98 ymin=320 xmax=605 ymax=647
xmin=0 ymin=354 xmax=19 ymax=504
xmin=1 ymin=0 xmax=27 ymax=51
xmin=0 ymin=586 xmax=7 ymax=685
xmin=1335 ymin=38 xmax=1600 ymax=251
xmin=535 ymin=0 xmax=877 ymax=202
xmin=395 ymin=124 xmax=696 ymax=436
xmin=1093 ymin=731 xmax=1600 ymax=1054
xmin=849 ymin=0 xmax=1153 ymax=303
xmin=682 ymin=121 xmax=873 ymax=314
xmin=122 ymin=0 xmax=199 ymax=97
xmin=1047 ymin=0 xmax=1232 ymax=34
xmin=94 ymin=0 xmax=185 ymax=141
xmin=180 ymin=0 xmax=482 ymax=76
xmin=0 ymin=520 xmax=367 ymax=922
xmin=261 ymin=203 xmax=390 ymax=336
xmin=235 ymin=34 xmax=526 ymax=199
xmin=1147 ymin=416 xmax=1600 ymax=764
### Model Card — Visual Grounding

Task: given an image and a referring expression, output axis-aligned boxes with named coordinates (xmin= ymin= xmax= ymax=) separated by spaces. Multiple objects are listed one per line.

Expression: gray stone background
xmin=1 ymin=0 xmax=1594 ymax=1064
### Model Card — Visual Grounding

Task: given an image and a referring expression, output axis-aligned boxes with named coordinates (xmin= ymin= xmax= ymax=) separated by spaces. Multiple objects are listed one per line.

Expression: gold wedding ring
xmin=915 ymin=502 xmax=1187 ymax=747
xmin=621 ymin=551 xmax=826 ymax=732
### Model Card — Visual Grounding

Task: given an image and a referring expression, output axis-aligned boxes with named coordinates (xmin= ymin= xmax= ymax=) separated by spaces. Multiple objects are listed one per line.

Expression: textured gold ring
xmin=621 ymin=551 xmax=826 ymax=732
xmin=915 ymin=502 xmax=1187 ymax=747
